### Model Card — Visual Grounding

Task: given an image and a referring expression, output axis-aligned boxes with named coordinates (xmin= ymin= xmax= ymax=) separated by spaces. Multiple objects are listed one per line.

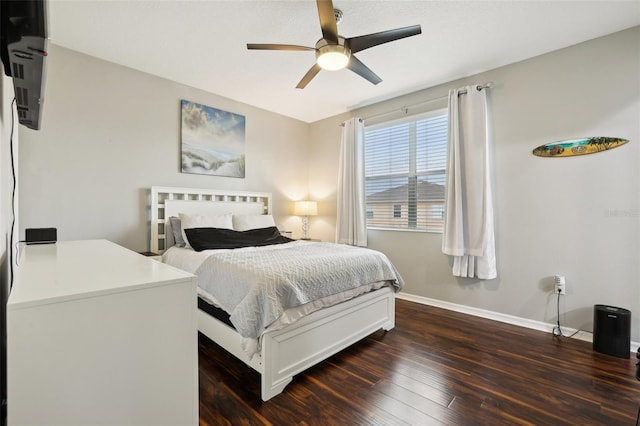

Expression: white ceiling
xmin=47 ymin=0 xmax=640 ymax=123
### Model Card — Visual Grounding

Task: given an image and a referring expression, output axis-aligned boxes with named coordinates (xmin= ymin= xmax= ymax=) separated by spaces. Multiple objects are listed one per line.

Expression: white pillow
xmin=233 ymin=214 xmax=276 ymax=231
xmin=179 ymin=212 xmax=233 ymax=248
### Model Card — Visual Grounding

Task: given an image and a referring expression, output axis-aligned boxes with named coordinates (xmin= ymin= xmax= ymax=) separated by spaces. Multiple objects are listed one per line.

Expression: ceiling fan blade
xmin=247 ymin=43 xmax=315 ymax=51
xmin=296 ymin=63 xmax=322 ymax=89
xmin=316 ymin=0 xmax=338 ymax=44
xmin=346 ymin=55 xmax=382 ymax=85
xmin=347 ymin=25 xmax=422 ymax=54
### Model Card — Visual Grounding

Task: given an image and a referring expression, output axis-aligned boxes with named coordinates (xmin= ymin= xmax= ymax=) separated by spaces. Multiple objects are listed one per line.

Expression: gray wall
xmin=310 ymin=26 xmax=640 ymax=341
xmin=19 ymin=45 xmax=313 ymax=252
xmin=17 ymin=28 xmax=640 ymax=343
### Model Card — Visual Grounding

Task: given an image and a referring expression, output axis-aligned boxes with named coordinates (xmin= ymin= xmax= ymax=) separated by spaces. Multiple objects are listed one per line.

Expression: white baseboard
xmin=397 ymin=292 xmax=640 ymax=354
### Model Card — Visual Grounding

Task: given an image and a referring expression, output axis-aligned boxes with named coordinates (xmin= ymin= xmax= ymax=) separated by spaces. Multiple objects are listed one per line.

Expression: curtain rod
xmin=339 ymin=82 xmax=493 ymax=126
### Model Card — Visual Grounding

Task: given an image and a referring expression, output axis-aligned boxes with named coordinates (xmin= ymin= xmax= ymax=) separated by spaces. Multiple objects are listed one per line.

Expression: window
xmin=364 ymin=108 xmax=448 ymax=232
xmin=433 ymin=203 xmax=445 ymax=220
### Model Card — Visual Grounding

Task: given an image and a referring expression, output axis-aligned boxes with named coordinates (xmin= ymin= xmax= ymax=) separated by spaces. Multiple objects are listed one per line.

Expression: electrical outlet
xmin=554 ymin=275 xmax=566 ymax=295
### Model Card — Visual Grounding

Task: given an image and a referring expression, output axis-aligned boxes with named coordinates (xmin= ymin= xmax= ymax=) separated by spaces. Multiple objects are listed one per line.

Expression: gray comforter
xmin=195 ymin=241 xmax=403 ymax=339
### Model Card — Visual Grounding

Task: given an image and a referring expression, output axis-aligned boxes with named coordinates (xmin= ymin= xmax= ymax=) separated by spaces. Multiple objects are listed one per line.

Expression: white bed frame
xmin=150 ymin=186 xmax=396 ymax=401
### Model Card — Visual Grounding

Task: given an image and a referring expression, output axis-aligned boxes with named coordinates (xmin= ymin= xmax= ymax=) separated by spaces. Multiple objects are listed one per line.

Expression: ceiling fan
xmin=247 ymin=0 xmax=422 ymax=89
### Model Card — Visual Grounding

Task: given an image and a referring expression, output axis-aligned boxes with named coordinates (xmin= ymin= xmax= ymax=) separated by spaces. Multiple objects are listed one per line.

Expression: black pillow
xmin=184 ymin=226 xmax=293 ymax=252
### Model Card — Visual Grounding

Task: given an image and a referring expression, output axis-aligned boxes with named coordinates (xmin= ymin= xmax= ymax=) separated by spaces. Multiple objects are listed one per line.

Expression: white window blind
xmin=364 ymin=108 xmax=448 ymax=232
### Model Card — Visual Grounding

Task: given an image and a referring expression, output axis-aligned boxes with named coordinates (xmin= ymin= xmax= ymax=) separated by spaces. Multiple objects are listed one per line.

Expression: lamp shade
xmin=317 ymin=50 xmax=349 ymax=70
xmin=294 ymin=200 xmax=317 ymax=216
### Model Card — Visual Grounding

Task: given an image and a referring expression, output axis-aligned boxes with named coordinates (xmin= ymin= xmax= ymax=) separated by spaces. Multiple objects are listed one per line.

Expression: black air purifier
xmin=593 ymin=304 xmax=631 ymax=358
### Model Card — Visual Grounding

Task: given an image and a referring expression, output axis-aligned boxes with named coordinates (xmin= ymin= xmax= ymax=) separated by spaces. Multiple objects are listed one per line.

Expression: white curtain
xmin=442 ymin=85 xmax=496 ymax=279
xmin=336 ymin=117 xmax=367 ymax=246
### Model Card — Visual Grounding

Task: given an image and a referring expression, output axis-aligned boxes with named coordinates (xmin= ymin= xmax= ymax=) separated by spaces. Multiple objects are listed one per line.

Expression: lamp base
xmin=301 ymin=216 xmax=310 ymax=240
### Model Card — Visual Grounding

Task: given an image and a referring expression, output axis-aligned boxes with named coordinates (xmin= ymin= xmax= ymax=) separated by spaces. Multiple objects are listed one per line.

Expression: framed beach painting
xmin=181 ymin=100 xmax=246 ymax=178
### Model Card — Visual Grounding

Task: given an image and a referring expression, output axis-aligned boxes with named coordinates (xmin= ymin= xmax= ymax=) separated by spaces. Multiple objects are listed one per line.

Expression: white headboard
xmin=150 ymin=186 xmax=272 ymax=254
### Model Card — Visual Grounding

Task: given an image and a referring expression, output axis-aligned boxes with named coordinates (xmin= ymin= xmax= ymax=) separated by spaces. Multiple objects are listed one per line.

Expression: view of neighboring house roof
xmin=367 ymin=181 xmax=445 ymax=203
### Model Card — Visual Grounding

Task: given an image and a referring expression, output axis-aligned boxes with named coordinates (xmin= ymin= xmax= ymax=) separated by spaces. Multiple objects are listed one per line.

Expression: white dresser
xmin=7 ymin=240 xmax=198 ymax=426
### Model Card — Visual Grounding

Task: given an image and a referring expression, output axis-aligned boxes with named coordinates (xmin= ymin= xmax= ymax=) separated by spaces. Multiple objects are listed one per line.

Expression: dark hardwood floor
xmin=198 ymin=299 xmax=640 ymax=425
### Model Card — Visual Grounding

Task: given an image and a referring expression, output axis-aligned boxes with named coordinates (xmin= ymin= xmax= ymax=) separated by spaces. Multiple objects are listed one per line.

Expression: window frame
xmin=363 ymin=107 xmax=448 ymax=233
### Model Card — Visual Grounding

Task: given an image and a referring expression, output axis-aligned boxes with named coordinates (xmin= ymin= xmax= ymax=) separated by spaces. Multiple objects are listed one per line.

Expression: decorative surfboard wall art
xmin=532 ymin=137 xmax=629 ymax=158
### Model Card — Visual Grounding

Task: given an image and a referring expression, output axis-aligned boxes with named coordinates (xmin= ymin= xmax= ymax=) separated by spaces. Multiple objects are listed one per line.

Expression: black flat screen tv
xmin=0 ymin=0 xmax=48 ymax=130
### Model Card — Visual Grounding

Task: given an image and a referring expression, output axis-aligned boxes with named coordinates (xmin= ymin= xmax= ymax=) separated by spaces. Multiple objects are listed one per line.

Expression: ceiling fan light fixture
xmin=247 ymin=1 xmax=422 ymax=88
xmin=316 ymin=44 xmax=350 ymax=70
